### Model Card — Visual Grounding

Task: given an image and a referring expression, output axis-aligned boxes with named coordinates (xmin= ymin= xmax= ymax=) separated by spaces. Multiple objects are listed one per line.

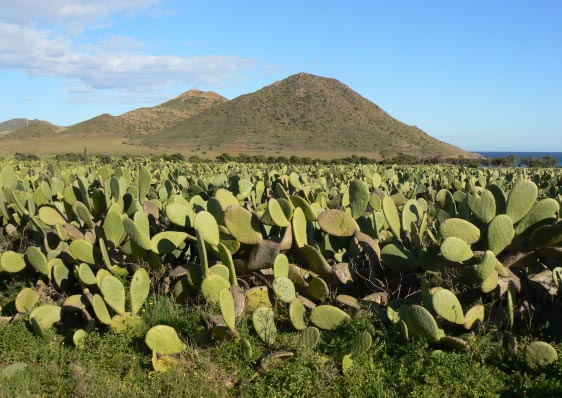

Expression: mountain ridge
xmin=1 ymin=73 xmax=478 ymax=159
xmin=138 ymin=72 xmax=476 ymax=159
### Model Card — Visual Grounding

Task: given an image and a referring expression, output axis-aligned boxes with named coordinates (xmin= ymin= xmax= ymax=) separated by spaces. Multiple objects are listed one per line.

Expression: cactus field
xmin=1 ymin=156 xmax=562 ymax=396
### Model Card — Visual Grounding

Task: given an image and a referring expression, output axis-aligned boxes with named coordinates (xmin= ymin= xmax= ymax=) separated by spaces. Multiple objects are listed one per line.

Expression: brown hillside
xmin=8 ymin=120 xmax=62 ymax=139
xmin=65 ymin=90 xmax=227 ymax=137
xmin=139 ymin=73 xmax=477 ymax=159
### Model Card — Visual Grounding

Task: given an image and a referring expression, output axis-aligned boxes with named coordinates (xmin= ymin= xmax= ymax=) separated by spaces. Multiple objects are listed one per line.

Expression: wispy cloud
xmin=0 ymin=1 xmax=258 ymax=104
xmin=0 ymin=0 xmax=163 ymax=32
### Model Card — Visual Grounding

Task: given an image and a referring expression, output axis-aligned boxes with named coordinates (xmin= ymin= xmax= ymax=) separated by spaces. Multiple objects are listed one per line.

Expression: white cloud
xmin=0 ymin=0 xmax=163 ymax=32
xmin=0 ymin=1 xmax=261 ymax=105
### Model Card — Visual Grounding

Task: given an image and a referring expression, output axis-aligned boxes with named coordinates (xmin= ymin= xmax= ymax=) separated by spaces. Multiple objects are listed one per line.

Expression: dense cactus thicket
xmin=0 ymin=157 xmax=561 ymax=374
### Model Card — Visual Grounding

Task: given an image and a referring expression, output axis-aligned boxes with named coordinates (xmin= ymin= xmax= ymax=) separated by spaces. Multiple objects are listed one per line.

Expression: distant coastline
xmin=474 ymin=152 xmax=562 ymax=166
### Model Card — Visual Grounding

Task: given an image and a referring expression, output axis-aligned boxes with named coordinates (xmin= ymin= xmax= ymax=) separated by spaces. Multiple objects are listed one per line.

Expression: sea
xmin=474 ymin=152 xmax=562 ymax=167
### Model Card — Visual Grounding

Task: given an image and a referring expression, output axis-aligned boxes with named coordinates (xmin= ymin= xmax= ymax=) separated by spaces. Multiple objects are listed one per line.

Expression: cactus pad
xmin=524 ymin=341 xmax=558 ymax=370
xmin=317 ymin=209 xmax=358 ymax=237
xmin=310 ymin=305 xmax=350 ymax=330
xmin=506 ymin=179 xmax=538 ymax=224
xmin=252 ymin=307 xmax=277 ymax=344
xmin=441 ymin=237 xmax=473 ymax=263
xmin=145 ymin=325 xmax=187 ymax=355
xmin=272 ymin=276 xmax=296 ymax=303
xmin=100 ymin=275 xmax=126 ymax=315
xmin=487 ymin=215 xmax=515 ymax=255
xmin=130 ymin=268 xmax=150 ymax=314
xmin=440 ymin=218 xmax=480 ymax=244
xmin=15 ymin=288 xmax=39 ymax=314
xmin=0 ymin=251 xmax=26 ymax=273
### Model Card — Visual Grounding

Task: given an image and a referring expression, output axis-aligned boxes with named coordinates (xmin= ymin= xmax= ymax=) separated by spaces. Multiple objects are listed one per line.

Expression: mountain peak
xmin=140 ymin=73 xmax=477 ymax=159
xmin=172 ymin=89 xmax=226 ymax=102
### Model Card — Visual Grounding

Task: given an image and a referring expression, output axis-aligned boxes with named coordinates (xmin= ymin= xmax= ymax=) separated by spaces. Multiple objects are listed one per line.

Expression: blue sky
xmin=0 ymin=1 xmax=561 ymax=151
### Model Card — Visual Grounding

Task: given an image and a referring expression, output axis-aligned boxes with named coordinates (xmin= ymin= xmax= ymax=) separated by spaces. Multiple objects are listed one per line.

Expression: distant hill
xmin=1 ymin=73 xmax=479 ymax=159
xmin=0 ymin=118 xmax=33 ymax=132
xmin=64 ymin=90 xmax=227 ymax=137
xmin=138 ymin=73 xmax=477 ymax=159
xmin=9 ymin=120 xmax=62 ymax=138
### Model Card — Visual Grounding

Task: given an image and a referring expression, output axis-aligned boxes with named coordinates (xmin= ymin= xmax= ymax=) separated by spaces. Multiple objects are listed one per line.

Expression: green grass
xmin=1 ymin=292 xmax=561 ymax=397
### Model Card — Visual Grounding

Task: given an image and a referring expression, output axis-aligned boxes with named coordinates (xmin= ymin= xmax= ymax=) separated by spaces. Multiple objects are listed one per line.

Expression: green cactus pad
xmin=224 ymin=205 xmax=263 ymax=245
xmin=487 ymin=214 xmax=515 ymax=255
xmin=431 ymin=288 xmax=464 ymax=324
xmin=349 ymin=179 xmax=370 ymax=219
xmin=246 ymin=286 xmax=272 ymax=312
xmin=351 ymin=330 xmax=372 ymax=357
xmin=165 ymin=203 xmax=193 ymax=227
xmin=130 ymin=268 xmax=150 ymax=314
xmin=310 ymin=305 xmax=350 ymax=330
xmin=252 ymin=306 xmax=277 ymax=344
xmin=52 ymin=261 xmax=70 ymax=289
xmin=506 ymin=179 xmax=538 ymax=224
xmin=201 ymin=274 xmax=231 ymax=305
xmin=273 ymin=253 xmax=289 ymax=279
xmin=290 ymin=195 xmax=317 ymax=221
xmin=78 ymin=263 xmax=97 ymax=286
xmin=381 ymin=243 xmax=417 ymax=271
xmin=15 ymin=288 xmax=39 ymax=314
xmin=481 ymin=270 xmax=499 ymax=293
xmin=69 ymin=239 xmax=96 ymax=265
xmin=467 ymin=188 xmax=496 ymax=223
xmin=262 ymin=198 xmax=290 ymax=227
xmin=341 ymin=354 xmax=354 ymax=374
xmin=292 ymin=207 xmax=308 ymax=248
xmin=73 ymin=329 xmax=87 ymax=348
xmin=123 ymin=217 xmax=151 ymax=250
xmin=96 ymin=269 xmax=112 ymax=289
xmin=209 ymin=264 xmax=230 ymax=282
xmin=398 ymin=304 xmax=443 ymax=343
xmin=219 ymin=288 xmax=237 ymax=332
xmin=103 ymin=210 xmax=125 ymax=249
xmin=289 ymin=297 xmax=308 ymax=330
xmin=463 ymin=304 xmax=485 ymax=330
xmin=301 ymin=244 xmax=332 ymax=277
xmin=402 ymin=199 xmax=422 ymax=233
xmin=382 ymin=196 xmax=401 ymax=239
xmin=100 ymin=275 xmax=126 ymax=315
xmin=26 ymin=246 xmax=49 ymax=276
xmin=440 ymin=218 xmax=480 ymax=244
xmin=0 ymin=251 xmax=26 ymax=273
xmin=150 ymin=231 xmax=188 ymax=254
xmin=29 ymin=304 xmax=61 ymax=336
xmin=145 ymin=325 xmax=187 ymax=355
xmin=194 ymin=211 xmax=220 ymax=246
xmin=138 ymin=166 xmax=151 ymax=203
xmin=524 ymin=341 xmax=558 ymax=370
xmin=471 ymin=251 xmax=497 ymax=282
xmin=217 ymin=242 xmax=238 ymax=286
xmin=515 ymin=198 xmax=559 ymax=235
xmin=110 ymin=313 xmax=146 ymax=335
xmin=441 ymin=237 xmax=473 ymax=263
xmin=92 ymin=293 xmax=113 ymax=325
xmin=73 ymin=201 xmax=94 ymax=229
xmin=317 ymin=209 xmax=357 ymax=237
xmin=386 ymin=298 xmax=413 ymax=323
xmin=299 ymin=326 xmax=320 ymax=351
xmin=272 ymin=276 xmax=296 ymax=303
xmin=38 ymin=206 xmax=67 ymax=226
xmin=306 ymin=276 xmax=330 ymax=302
